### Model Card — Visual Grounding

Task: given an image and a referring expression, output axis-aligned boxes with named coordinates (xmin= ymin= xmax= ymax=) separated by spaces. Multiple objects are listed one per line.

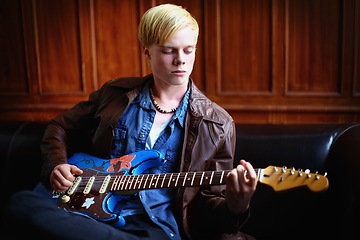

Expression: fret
xmin=149 ymin=174 xmax=155 ymax=188
xmin=175 ymin=173 xmax=180 ymax=187
xmin=219 ymin=171 xmax=225 ymax=184
xmin=130 ymin=175 xmax=136 ymax=190
xmin=161 ymin=173 xmax=166 ymax=188
xmin=124 ymin=176 xmax=131 ymax=190
xmin=129 ymin=175 xmax=137 ymax=190
xmin=209 ymin=171 xmax=214 ymax=185
xmin=119 ymin=176 xmax=125 ymax=190
xmin=168 ymin=173 xmax=173 ymax=188
xmin=182 ymin=172 xmax=188 ymax=187
xmin=190 ymin=172 xmax=196 ymax=186
xmin=126 ymin=176 xmax=132 ymax=190
xmin=143 ymin=175 xmax=150 ymax=189
xmin=137 ymin=175 xmax=145 ymax=189
xmin=200 ymin=172 xmax=205 ymax=186
xmin=154 ymin=174 xmax=160 ymax=188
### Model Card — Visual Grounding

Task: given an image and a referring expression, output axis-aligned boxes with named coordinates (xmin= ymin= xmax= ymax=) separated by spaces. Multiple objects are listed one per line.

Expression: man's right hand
xmin=50 ymin=164 xmax=83 ymax=192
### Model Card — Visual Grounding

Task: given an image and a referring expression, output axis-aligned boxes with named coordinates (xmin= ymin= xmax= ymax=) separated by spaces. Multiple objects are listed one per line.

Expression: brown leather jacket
xmin=41 ymin=74 xmax=249 ymax=239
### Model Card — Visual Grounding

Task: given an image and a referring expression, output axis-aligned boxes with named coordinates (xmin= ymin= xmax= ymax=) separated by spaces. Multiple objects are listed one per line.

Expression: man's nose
xmin=174 ymin=52 xmax=185 ymax=66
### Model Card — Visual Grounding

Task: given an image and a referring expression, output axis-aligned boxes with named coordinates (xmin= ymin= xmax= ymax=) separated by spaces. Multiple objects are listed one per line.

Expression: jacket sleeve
xmin=40 ymin=82 xmax=108 ymax=185
xmin=188 ymin=120 xmax=250 ymax=237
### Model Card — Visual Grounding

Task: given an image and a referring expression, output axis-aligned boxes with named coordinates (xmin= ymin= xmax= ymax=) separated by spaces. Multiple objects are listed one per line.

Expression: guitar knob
xmin=61 ymin=195 xmax=70 ymax=203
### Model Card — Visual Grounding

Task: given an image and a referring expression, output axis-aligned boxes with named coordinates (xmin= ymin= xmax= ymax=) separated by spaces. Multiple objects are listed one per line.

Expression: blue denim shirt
xmin=110 ymin=80 xmax=189 ymax=240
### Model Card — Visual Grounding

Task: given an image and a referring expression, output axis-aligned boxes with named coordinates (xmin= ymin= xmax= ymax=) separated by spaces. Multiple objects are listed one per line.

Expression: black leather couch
xmin=1 ymin=122 xmax=359 ymax=239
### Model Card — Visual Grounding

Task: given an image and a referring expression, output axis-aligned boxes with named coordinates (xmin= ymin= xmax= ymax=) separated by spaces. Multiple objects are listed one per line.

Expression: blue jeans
xmin=6 ymin=191 xmax=170 ymax=240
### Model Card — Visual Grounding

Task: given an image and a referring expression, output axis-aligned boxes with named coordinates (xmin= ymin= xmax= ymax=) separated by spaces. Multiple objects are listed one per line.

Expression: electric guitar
xmin=34 ymin=150 xmax=329 ymax=227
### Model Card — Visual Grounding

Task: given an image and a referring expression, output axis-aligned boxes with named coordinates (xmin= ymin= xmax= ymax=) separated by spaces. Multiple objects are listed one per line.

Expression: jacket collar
xmin=109 ymin=74 xmax=226 ymax=125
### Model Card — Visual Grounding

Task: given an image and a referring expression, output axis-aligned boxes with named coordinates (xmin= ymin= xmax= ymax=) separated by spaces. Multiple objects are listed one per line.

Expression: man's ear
xmin=143 ymin=46 xmax=151 ymax=60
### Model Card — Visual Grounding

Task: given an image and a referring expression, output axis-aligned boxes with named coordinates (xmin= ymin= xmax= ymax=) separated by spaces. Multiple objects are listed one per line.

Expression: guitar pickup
xmin=83 ymin=176 xmax=95 ymax=195
xmin=67 ymin=176 xmax=82 ymax=195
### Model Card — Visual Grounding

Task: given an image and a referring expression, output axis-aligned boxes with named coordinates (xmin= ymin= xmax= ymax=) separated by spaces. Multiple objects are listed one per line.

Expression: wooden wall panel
xmin=34 ymin=0 xmax=84 ymax=94
xmin=219 ymin=0 xmax=272 ymax=95
xmin=354 ymin=0 xmax=360 ymax=96
xmin=0 ymin=0 xmax=29 ymax=95
xmin=94 ymin=0 xmax=143 ymax=87
xmin=285 ymin=0 xmax=341 ymax=95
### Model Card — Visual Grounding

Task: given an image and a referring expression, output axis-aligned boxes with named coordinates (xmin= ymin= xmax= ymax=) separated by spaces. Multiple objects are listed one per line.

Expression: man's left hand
xmin=225 ymin=160 xmax=257 ymax=216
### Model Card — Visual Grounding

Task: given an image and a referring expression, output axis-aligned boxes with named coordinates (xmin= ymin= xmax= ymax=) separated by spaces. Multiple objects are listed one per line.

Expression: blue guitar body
xmin=34 ymin=150 xmax=165 ymax=227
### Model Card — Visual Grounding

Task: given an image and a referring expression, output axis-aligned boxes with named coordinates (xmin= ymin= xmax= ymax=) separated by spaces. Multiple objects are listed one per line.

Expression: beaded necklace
xmin=149 ymin=88 xmax=178 ymax=114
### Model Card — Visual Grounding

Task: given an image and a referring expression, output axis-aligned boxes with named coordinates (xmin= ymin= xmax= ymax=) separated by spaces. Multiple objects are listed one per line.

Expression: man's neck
xmin=151 ymin=79 xmax=188 ymax=108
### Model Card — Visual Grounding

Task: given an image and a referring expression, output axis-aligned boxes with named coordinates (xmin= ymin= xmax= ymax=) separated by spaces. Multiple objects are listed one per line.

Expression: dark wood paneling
xmin=94 ymin=0 xmax=142 ymax=87
xmin=285 ymin=0 xmax=342 ymax=95
xmin=34 ymin=0 xmax=84 ymax=94
xmin=354 ymin=0 xmax=360 ymax=96
xmin=0 ymin=0 xmax=359 ymax=123
xmin=219 ymin=0 xmax=272 ymax=95
xmin=0 ymin=0 xmax=29 ymax=94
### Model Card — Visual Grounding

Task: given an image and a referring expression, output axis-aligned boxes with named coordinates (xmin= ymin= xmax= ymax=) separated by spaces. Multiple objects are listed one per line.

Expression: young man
xmin=7 ymin=4 xmax=256 ymax=240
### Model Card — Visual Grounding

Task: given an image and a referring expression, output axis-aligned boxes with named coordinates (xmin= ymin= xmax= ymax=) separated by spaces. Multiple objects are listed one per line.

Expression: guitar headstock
xmin=260 ymin=166 xmax=329 ymax=192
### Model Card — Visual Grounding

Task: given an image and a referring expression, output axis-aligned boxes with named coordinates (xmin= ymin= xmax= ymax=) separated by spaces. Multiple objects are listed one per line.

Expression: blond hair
xmin=138 ymin=4 xmax=199 ymax=47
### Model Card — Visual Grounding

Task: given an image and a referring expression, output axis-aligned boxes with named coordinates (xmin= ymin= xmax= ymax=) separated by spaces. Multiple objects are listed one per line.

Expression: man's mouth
xmin=171 ymin=70 xmax=187 ymax=75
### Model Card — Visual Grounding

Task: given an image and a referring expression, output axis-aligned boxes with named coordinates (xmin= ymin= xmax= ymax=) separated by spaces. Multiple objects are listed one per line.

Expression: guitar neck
xmin=108 ymin=169 xmax=263 ymax=192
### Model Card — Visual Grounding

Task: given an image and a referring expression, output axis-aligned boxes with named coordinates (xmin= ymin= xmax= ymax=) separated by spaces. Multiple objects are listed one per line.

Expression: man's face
xmin=144 ymin=25 xmax=197 ymax=87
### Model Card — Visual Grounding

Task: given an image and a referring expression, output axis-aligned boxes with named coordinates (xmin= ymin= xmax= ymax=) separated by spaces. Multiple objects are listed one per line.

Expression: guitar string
xmin=76 ymin=169 xmax=260 ymax=180
xmin=70 ymin=169 xmax=261 ymax=189
xmin=77 ymin=170 xmax=238 ymax=181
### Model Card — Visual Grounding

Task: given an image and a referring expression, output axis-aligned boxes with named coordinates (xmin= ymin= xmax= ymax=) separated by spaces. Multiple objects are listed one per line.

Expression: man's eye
xmin=162 ymin=49 xmax=173 ymax=54
xmin=184 ymin=48 xmax=195 ymax=54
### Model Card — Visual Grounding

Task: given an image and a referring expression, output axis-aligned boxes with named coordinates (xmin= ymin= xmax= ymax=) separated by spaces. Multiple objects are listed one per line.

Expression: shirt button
xmin=170 ymin=232 xmax=175 ymax=237
xmin=151 ymin=215 xmax=155 ymax=219
xmin=140 ymin=134 xmax=145 ymax=138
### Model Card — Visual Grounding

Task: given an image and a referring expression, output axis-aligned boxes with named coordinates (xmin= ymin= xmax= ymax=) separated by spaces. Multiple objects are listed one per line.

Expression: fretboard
xmin=108 ymin=169 xmax=262 ymax=192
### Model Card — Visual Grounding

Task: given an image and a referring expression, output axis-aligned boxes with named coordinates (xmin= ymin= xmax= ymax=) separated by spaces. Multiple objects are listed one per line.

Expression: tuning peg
xmin=324 ymin=172 xmax=328 ymax=177
xmin=273 ymin=167 xmax=278 ymax=172
xmin=298 ymin=171 xmax=303 ymax=177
